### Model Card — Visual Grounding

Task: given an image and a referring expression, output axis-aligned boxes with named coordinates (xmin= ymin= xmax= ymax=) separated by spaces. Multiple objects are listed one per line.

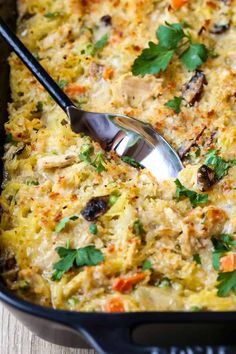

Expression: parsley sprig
xmin=175 ymin=179 xmax=208 ymax=208
xmin=52 ymin=245 xmax=104 ymax=280
xmin=217 ymin=270 xmax=236 ymax=297
xmin=205 ymin=150 xmax=236 ymax=181
xmin=132 ymin=22 xmax=208 ymax=76
xmin=211 ymin=234 xmax=236 ymax=270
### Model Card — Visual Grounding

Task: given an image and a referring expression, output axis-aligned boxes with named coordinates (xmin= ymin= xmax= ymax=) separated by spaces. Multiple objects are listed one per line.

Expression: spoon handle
xmin=0 ymin=17 xmax=74 ymax=113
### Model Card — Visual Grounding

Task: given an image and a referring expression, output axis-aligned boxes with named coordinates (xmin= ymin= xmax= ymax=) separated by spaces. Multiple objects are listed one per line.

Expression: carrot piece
xmin=220 ymin=254 xmax=236 ymax=272
xmin=112 ymin=273 xmax=145 ymax=293
xmin=104 ymin=297 xmax=125 ymax=312
xmin=170 ymin=0 xmax=187 ymax=9
xmin=65 ymin=85 xmax=87 ymax=94
xmin=102 ymin=67 xmax=113 ymax=80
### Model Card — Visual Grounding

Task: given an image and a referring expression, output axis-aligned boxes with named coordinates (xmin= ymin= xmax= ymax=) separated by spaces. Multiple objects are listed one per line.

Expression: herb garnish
xmin=175 ymin=179 xmax=208 ymax=208
xmin=164 ymin=96 xmax=183 ymax=113
xmin=132 ymin=22 xmax=208 ymax=76
xmin=52 ymin=245 xmax=104 ymax=280
xmin=217 ymin=270 xmax=236 ymax=297
xmin=79 ymin=143 xmax=94 ymax=162
xmin=57 ymin=79 xmax=67 ymax=89
xmin=92 ymin=152 xmax=106 ymax=173
xmin=142 ymin=259 xmax=152 ymax=270
xmin=211 ymin=234 xmax=236 ymax=270
xmin=121 ymin=156 xmax=144 ymax=169
xmin=94 ymin=34 xmax=109 ymax=50
xmin=205 ymin=150 xmax=236 ymax=181
xmin=193 ymin=254 xmax=201 ymax=265
xmin=132 ymin=219 xmax=145 ymax=236
xmin=55 ymin=215 xmax=79 ymax=233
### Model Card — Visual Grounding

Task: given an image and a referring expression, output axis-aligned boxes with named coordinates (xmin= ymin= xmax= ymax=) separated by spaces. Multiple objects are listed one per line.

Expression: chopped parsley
xmin=5 ymin=133 xmax=13 ymax=143
xmin=79 ymin=143 xmax=94 ymax=162
xmin=94 ymin=34 xmax=109 ymax=50
xmin=132 ymin=219 xmax=145 ymax=236
xmin=175 ymin=179 xmax=208 ymax=208
xmin=164 ymin=96 xmax=183 ymax=114
xmin=142 ymin=259 xmax=152 ymax=270
xmin=35 ymin=101 xmax=43 ymax=113
xmin=132 ymin=22 xmax=208 ymax=76
xmin=89 ymin=223 xmax=98 ymax=235
xmin=57 ymin=79 xmax=67 ymax=89
xmin=92 ymin=152 xmax=106 ymax=173
xmin=44 ymin=11 xmax=61 ymax=18
xmin=211 ymin=234 xmax=236 ymax=270
xmin=217 ymin=270 xmax=236 ymax=297
xmin=205 ymin=150 xmax=236 ymax=181
xmin=193 ymin=254 xmax=201 ymax=265
xmin=54 ymin=215 xmax=78 ymax=233
xmin=121 ymin=156 xmax=144 ymax=169
xmin=52 ymin=245 xmax=104 ymax=280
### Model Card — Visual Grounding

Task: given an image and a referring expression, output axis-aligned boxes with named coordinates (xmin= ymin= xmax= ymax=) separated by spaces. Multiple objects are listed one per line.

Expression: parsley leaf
xmin=205 ymin=150 xmax=236 ymax=181
xmin=164 ymin=96 xmax=183 ymax=113
xmin=132 ymin=23 xmax=208 ymax=76
xmin=180 ymin=43 xmax=208 ymax=71
xmin=142 ymin=259 xmax=152 ymax=270
xmin=79 ymin=143 xmax=94 ymax=162
xmin=156 ymin=23 xmax=185 ymax=49
xmin=94 ymin=34 xmax=109 ymax=50
xmin=52 ymin=245 xmax=104 ymax=280
xmin=217 ymin=270 xmax=236 ymax=297
xmin=175 ymin=179 xmax=208 ymax=208
xmin=132 ymin=42 xmax=174 ymax=76
xmin=121 ymin=156 xmax=144 ymax=169
xmin=211 ymin=234 xmax=236 ymax=270
xmin=193 ymin=254 xmax=201 ymax=265
xmin=92 ymin=152 xmax=106 ymax=173
xmin=55 ymin=215 xmax=78 ymax=233
xmin=57 ymin=80 xmax=67 ymax=89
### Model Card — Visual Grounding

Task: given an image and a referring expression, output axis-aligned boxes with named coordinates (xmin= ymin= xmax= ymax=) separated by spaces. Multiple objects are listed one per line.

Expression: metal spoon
xmin=0 ymin=17 xmax=183 ymax=180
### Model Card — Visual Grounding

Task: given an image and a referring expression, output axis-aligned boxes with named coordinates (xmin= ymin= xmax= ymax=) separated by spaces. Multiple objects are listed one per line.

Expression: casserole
xmin=1 ymin=0 xmax=236 ymax=353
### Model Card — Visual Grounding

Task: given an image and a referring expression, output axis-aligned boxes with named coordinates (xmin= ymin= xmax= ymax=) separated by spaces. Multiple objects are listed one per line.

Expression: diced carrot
xmin=112 ymin=272 xmax=145 ymax=293
xmin=102 ymin=67 xmax=113 ymax=81
xmin=220 ymin=254 xmax=236 ymax=272
xmin=170 ymin=0 xmax=187 ymax=9
xmin=65 ymin=85 xmax=87 ymax=94
xmin=104 ymin=297 xmax=125 ymax=312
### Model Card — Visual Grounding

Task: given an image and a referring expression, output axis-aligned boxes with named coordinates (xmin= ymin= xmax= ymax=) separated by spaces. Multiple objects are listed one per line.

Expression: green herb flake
xmin=211 ymin=234 xmax=236 ymax=270
xmin=142 ymin=259 xmax=152 ymax=270
xmin=193 ymin=254 xmax=201 ymax=265
xmin=79 ymin=143 xmax=94 ymax=162
xmin=175 ymin=179 xmax=208 ymax=208
xmin=164 ymin=96 xmax=183 ymax=114
xmin=217 ymin=270 xmax=236 ymax=297
xmin=35 ymin=101 xmax=43 ymax=113
xmin=19 ymin=280 xmax=30 ymax=292
xmin=89 ymin=223 xmax=98 ymax=235
xmin=26 ymin=180 xmax=39 ymax=186
xmin=132 ymin=219 xmax=145 ymax=236
xmin=92 ymin=152 xmax=106 ymax=173
xmin=156 ymin=23 xmax=185 ymax=50
xmin=57 ymin=79 xmax=67 ymax=89
xmin=44 ymin=11 xmax=61 ymax=18
xmin=52 ymin=245 xmax=104 ymax=281
xmin=68 ymin=296 xmax=79 ymax=307
xmin=94 ymin=34 xmax=109 ymax=50
xmin=205 ymin=150 xmax=236 ymax=181
xmin=5 ymin=133 xmax=13 ymax=143
xmin=121 ymin=156 xmax=144 ymax=169
xmin=55 ymin=215 xmax=79 ymax=233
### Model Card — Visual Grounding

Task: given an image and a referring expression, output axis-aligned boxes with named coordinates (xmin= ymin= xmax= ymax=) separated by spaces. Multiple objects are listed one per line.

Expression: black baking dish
xmin=1 ymin=2 xmax=236 ymax=353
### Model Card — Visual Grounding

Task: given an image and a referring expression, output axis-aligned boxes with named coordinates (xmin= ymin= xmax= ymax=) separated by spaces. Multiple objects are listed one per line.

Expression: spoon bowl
xmin=0 ymin=17 xmax=183 ymax=180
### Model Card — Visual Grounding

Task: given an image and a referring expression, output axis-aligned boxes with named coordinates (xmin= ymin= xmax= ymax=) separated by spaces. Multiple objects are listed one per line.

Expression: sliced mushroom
xmin=0 ymin=250 xmax=19 ymax=282
xmin=100 ymin=15 xmax=112 ymax=26
xmin=210 ymin=22 xmax=230 ymax=34
xmin=197 ymin=164 xmax=215 ymax=191
xmin=178 ymin=126 xmax=206 ymax=159
xmin=182 ymin=71 xmax=207 ymax=105
xmin=81 ymin=196 xmax=109 ymax=221
xmin=38 ymin=153 xmax=77 ymax=170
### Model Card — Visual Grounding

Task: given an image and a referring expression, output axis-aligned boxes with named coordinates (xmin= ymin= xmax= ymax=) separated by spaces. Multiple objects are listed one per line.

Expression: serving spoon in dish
xmin=0 ymin=17 xmax=183 ymax=180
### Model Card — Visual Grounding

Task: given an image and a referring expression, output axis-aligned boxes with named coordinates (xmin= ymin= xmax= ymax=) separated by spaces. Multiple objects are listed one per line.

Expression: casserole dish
xmin=1 ymin=1 xmax=236 ymax=353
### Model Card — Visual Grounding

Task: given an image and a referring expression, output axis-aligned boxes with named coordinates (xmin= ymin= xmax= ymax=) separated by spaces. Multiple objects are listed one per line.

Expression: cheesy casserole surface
xmin=1 ymin=0 xmax=236 ymax=312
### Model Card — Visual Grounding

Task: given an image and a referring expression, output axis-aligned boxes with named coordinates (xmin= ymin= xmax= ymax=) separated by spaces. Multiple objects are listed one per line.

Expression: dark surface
xmin=1 ymin=1 xmax=236 ymax=354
